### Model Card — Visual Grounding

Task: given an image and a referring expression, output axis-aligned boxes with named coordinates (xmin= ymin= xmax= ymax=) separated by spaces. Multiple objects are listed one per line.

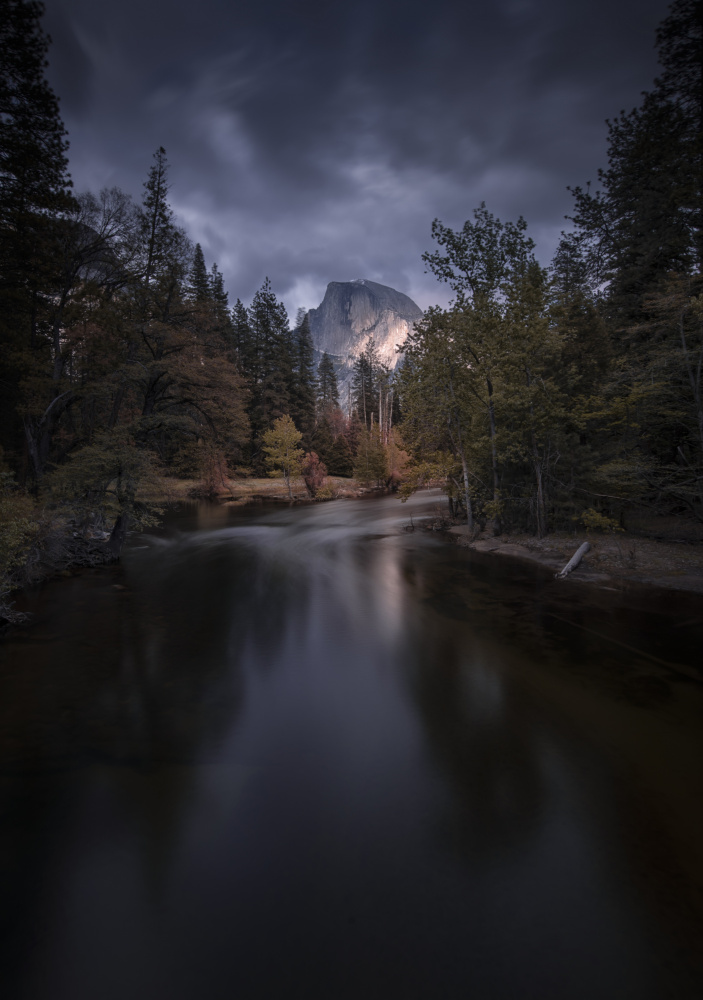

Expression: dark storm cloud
xmin=44 ymin=0 xmax=670 ymax=314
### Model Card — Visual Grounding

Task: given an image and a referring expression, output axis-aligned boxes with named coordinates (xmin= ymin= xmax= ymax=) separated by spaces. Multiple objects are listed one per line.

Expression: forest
xmin=0 ymin=0 xmax=701 ymax=616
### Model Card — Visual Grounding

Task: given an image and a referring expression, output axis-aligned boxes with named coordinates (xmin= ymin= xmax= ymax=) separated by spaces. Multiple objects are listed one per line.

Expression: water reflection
xmin=0 ymin=492 xmax=702 ymax=999
xmin=408 ymin=630 xmax=544 ymax=858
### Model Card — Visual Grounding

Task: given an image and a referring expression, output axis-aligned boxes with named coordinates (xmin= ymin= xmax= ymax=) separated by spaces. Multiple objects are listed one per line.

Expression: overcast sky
xmin=44 ymin=0 xmax=671 ymax=315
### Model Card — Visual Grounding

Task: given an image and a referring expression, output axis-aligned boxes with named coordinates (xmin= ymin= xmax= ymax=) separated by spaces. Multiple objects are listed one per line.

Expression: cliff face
xmin=307 ymin=279 xmax=423 ymax=391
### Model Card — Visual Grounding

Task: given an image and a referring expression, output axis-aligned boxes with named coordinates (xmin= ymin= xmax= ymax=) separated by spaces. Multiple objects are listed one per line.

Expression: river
xmin=1 ymin=491 xmax=702 ymax=999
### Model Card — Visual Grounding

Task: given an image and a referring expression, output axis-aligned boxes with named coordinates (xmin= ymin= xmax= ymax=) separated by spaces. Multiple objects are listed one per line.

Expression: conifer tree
xmin=290 ymin=312 xmax=317 ymax=447
xmin=231 ymin=298 xmax=252 ymax=367
xmin=345 ymin=410 xmax=362 ymax=459
xmin=208 ymin=263 xmax=233 ymax=341
xmin=326 ymin=432 xmax=354 ymax=476
xmin=210 ymin=263 xmax=228 ymax=310
xmin=311 ymin=417 xmax=335 ymax=469
xmin=351 ymin=338 xmax=381 ymax=427
xmin=317 ymin=352 xmax=339 ymax=412
xmin=139 ymin=147 xmax=181 ymax=286
xmin=568 ymin=0 xmax=701 ymax=325
xmin=0 ymin=0 xmax=75 ymax=295
xmin=189 ymin=243 xmax=210 ymax=302
xmin=0 ymin=0 xmax=76 ymax=472
xmin=247 ymin=278 xmax=294 ymax=462
xmin=353 ymin=424 xmax=389 ymax=486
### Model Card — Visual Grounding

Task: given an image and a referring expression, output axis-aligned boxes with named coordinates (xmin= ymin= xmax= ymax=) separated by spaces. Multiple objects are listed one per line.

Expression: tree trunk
xmin=459 ymin=452 xmax=473 ymax=532
xmin=486 ymin=377 xmax=500 ymax=503
xmin=679 ymin=310 xmax=703 ymax=465
xmin=486 ymin=376 xmax=501 ymax=533
xmin=23 ymin=419 xmax=42 ymax=484
xmin=108 ymin=513 xmax=129 ymax=557
xmin=22 ymin=390 xmax=75 ymax=483
xmin=555 ymin=541 xmax=590 ymax=579
xmin=533 ymin=460 xmax=546 ymax=538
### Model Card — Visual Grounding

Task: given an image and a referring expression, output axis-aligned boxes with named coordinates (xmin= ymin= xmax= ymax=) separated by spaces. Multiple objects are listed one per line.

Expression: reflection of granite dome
xmin=308 ymin=279 xmax=423 ymax=394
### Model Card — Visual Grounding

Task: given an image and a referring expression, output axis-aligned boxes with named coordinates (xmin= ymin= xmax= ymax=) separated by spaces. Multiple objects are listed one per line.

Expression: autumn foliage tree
xmin=263 ymin=415 xmax=304 ymax=499
xmin=301 ymin=451 xmax=328 ymax=497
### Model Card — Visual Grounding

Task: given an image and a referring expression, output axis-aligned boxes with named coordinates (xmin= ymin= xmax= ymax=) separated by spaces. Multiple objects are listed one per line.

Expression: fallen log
xmin=555 ymin=541 xmax=591 ymax=580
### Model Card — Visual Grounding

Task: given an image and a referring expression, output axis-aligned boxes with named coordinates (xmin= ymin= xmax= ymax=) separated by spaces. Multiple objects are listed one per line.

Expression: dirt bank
xmin=142 ymin=475 xmax=365 ymax=505
xmin=448 ymin=526 xmax=703 ymax=595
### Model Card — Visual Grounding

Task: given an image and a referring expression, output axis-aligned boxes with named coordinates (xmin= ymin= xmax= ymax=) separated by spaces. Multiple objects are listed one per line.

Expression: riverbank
xmin=0 ymin=475 xmax=369 ymax=630
xmin=447 ymin=524 xmax=703 ymax=595
xmin=142 ymin=473 xmax=366 ymax=504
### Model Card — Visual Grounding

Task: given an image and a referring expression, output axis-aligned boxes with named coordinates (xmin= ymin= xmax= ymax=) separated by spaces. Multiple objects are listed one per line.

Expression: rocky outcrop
xmin=307 ymin=279 xmax=423 ymax=396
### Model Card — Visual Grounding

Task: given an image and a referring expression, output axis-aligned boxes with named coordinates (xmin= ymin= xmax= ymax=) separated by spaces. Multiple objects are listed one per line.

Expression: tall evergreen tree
xmin=231 ymin=298 xmax=252 ymax=368
xmin=247 ymin=278 xmax=294 ymax=462
xmin=568 ymin=0 xmax=701 ymax=326
xmin=351 ymin=338 xmax=382 ymax=427
xmin=311 ymin=417 xmax=335 ymax=469
xmin=317 ymin=352 xmax=339 ymax=411
xmin=0 ymin=0 xmax=75 ymax=294
xmin=0 ymin=0 xmax=76 ymax=473
xmin=189 ymin=243 xmax=210 ymax=302
xmin=210 ymin=263 xmax=228 ymax=310
xmin=207 ymin=262 xmax=233 ymax=342
xmin=290 ymin=312 xmax=317 ymax=447
xmin=138 ymin=147 xmax=187 ymax=290
xmin=326 ymin=431 xmax=354 ymax=476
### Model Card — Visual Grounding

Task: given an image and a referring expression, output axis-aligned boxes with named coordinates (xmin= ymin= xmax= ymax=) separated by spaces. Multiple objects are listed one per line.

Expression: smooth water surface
xmin=1 ymin=492 xmax=702 ymax=999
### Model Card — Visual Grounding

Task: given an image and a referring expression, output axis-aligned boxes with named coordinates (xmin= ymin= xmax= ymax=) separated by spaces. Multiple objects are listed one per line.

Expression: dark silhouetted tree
xmin=290 ymin=312 xmax=316 ymax=447
xmin=317 ymin=352 xmax=339 ymax=411
xmin=189 ymin=243 xmax=210 ymax=302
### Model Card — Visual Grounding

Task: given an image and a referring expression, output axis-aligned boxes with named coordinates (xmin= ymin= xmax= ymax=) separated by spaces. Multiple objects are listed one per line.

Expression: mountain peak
xmin=308 ymin=279 xmax=423 ymax=398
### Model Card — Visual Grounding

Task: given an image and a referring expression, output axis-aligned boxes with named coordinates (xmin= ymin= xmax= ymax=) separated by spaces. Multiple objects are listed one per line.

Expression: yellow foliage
xmin=575 ymin=508 xmax=623 ymax=533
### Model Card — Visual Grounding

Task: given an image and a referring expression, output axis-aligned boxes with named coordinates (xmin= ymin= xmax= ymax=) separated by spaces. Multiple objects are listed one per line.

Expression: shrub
xmin=576 ymin=508 xmax=623 ymax=533
xmin=302 ymin=451 xmax=328 ymax=497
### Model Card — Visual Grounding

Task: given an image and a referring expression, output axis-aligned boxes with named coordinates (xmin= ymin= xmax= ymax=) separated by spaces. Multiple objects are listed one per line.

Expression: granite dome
xmin=308 ymin=279 xmax=423 ymax=401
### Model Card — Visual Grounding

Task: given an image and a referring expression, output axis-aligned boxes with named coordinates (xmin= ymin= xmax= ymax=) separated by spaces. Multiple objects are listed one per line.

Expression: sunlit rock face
xmin=308 ymin=278 xmax=423 ymax=400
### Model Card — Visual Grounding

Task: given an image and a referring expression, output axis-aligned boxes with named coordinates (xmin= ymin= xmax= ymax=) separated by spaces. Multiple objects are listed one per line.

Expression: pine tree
xmin=247 ymin=278 xmax=294 ymax=462
xmin=351 ymin=338 xmax=381 ymax=427
xmin=290 ymin=312 xmax=317 ymax=447
xmin=139 ymin=147 xmax=188 ymax=292
xmin=210 ymin=263 xmax=228 ymax=310
xmin=0 ymin=0 xmax=75 ymax=296
xmin=317 ymin=352 xmax=339 ymax=411
xmin=326 ymin=432 xmax=354 ymax=476
xmin=345 ymin=410 xmax=362 ymax=459
xmin=189 ymin=243 xmax=210 ymax=302
xmin=311 ymin=417 xmax=335 ymax=469
xmin=550 ymin=239 xmax=611 ymax=398
xmin=568 ymin=0 xmax=701 ymax=325
xmin=0 ymin=0 xmax=77 ymax=473
xmin=231 ymin=298 xmax=252 ymax=368
xmin=353 ymin=424 xmax=389 ymax=486
xmin=207 ymin=262 xmax=233 ymax=343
